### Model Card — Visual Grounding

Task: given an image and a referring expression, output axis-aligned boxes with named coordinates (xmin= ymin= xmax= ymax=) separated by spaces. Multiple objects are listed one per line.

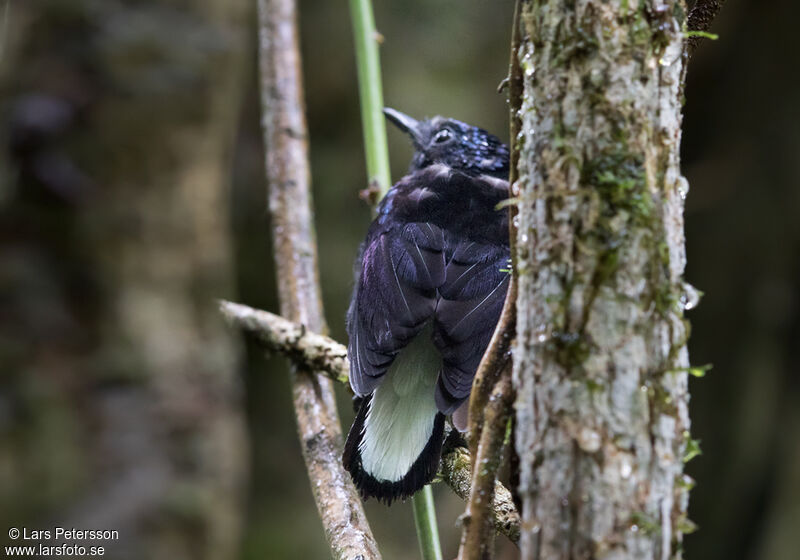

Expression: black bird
xmin=342 ymin=108 xmax=511 ymax=503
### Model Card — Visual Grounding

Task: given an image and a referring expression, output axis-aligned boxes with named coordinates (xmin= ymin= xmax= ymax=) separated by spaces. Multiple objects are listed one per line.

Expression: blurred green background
xmin=1 ymin=1 xmax=797 ymax=559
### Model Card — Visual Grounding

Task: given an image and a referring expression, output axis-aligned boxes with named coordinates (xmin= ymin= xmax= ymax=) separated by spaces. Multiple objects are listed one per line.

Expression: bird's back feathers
xmin=344 ymin=167 xmax=510 ymax=502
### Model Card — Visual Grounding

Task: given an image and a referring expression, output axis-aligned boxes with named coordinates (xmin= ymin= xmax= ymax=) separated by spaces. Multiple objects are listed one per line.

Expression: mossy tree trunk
xmin=0 ymin=1 xmax=249 ymax=558
xmin=513 ymin=1 xmax=692 ymax=558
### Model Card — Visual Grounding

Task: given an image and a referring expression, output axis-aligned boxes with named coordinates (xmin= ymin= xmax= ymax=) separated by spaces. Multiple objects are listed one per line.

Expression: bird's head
xmin=383 ymin=108 xmax=509 ymax=179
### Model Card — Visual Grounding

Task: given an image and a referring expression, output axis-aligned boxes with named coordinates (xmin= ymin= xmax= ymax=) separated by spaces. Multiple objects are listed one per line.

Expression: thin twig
xmin=349 ymin=0 xmax=392 ymax=202
xmin=219 ymin=299 xmax=520 ymax=542
xmin=504 ymin=0 xmax=526 ymax=519
xmin=458 ymin=372 xmax=515 ymax=560
xmin=467 ymin=0 xmax=523 ymax=456
xmin=687 ymin=0 xmax=726 ymax=55
xmin=460 ymin=2 xmax=523 ymax=558
xmin=466 ymin=282 xmax=516 ymax=455
xmin=256 ymin=0 xmax=380 ymax=557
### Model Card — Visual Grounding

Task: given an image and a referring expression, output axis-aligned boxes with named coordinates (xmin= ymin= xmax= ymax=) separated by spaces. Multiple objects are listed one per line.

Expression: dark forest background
xmin=1 ymin=1 xmax=797 ymax=559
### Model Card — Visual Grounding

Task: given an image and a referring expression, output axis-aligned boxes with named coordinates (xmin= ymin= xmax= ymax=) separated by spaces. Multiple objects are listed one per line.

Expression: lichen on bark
xmin=513 ymin=1 xmax=692 ymax=558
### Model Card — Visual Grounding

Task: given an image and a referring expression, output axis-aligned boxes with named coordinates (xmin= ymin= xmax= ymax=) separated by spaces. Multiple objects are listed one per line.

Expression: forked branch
xmin=219 ymin=299 xmax=521 ymax=544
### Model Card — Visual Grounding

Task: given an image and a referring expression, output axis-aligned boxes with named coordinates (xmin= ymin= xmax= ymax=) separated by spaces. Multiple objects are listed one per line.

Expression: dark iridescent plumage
xmin=343 ymin=109 xmax=510 ymax=503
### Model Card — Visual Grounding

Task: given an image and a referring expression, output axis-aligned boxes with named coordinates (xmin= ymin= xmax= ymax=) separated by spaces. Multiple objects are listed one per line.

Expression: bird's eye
xmin=433 ymin=129 xmax=453 ymax=144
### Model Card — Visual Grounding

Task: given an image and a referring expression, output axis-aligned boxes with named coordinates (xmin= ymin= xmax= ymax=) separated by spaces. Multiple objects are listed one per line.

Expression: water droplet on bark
xmin=680 ymin=282 xmax=702 ymax=310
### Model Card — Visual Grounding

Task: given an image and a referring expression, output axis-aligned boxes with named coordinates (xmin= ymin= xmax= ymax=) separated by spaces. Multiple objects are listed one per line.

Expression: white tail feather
xmin=358 ymin=325 xmax=440 ymax=482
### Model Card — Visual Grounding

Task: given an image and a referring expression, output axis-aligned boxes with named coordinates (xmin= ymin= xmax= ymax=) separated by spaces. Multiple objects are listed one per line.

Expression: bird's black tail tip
xmin=342 ymin=398 xmax=446 ymax=505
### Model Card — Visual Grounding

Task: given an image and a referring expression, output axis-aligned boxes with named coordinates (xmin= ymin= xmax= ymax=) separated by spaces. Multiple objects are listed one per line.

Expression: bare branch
xmin=441 ymin=445 xmax=520 ymax=544
xmin=466 ymin=280 xmax=516 ymax=454
xmin=458 ymin=371 xmax=516 ymax=559
xmin=687 ymin=0 xmax=727 ymax=55
xmin=256 ymin=0 xmax=380 ymax=557
xmin=219 ymin=299 xmax=521 ymax=543
xmin=467 ymin=0 xmax=522 ymax=466
xmin=219 ymin=301 xmax=349 ymax=385
xmin=459 ymin=3 xmax=523 ymax=557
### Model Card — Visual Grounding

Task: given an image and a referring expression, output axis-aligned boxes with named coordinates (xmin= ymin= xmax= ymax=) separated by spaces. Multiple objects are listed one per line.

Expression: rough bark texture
xmin=0 ymin=1 xmax=249 ymax=559
xmin=256 ymin=1 xmax=381 ymax=558
xmin=513 ymin=1 xmax=692 ymax=559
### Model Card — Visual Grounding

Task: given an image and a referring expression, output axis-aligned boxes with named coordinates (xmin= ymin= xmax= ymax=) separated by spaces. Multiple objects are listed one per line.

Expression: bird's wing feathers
xmin=434 ymin=242 xmax=510 ymax=413
xmin=349 ymin=219 xmax=510 ymax=412
xmin=348 ymin=222 xmax=445 ymax=395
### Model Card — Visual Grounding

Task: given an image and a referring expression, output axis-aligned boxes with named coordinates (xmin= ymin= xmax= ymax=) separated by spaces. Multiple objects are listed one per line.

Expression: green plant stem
xmin=349 ymin=2 xmax=442 ymax=558
xmin=349 ymin=0 xmax=392 ymax=201
xmin=412 ymin=486 xmax=444 ymax=560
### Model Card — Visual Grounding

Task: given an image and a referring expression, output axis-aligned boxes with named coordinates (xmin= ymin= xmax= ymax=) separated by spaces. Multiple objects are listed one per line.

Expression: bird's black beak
xmin=383 ymin=107 xmax=423 ymax=145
